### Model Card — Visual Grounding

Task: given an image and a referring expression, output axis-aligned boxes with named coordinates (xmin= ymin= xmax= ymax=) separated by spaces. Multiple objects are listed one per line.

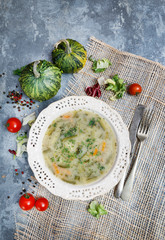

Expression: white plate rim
xmin=27 ymin=96 xmax=131 ymax=200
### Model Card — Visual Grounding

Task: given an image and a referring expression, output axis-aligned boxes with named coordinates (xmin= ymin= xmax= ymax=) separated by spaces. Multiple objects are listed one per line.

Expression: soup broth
xmin=42 ymin=110 xmax=117 ymax=185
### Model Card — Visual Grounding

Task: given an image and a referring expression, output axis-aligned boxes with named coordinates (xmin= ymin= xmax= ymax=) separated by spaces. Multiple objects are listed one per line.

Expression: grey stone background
xmin=0 ymin=0 xmax=165 ymax=239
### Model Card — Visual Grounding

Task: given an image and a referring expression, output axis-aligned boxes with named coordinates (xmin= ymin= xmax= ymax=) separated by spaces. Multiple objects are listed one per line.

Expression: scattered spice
xmin=16 ymin=173 xmax=19 ymax=176
xmin=8 ymin=90 xmax=22 ymax=102
xmin=2 ymin=175 xmax=6 ymax=178
xmin=22 ymin=188 xmax=26 ymax=192
xmin=22 ymin=182 xmax=25 ymax=184
xmin=27 ymin=178 xmax=32 ymax=182
xmin=7 ymin=196 xmax=10 ymax=199
xmin=5 ymin=88 xmax=36 ymax=111
xmin=15 ymin=169 xmax=18 ymax=172
xmin=21 ymin=171 xmax=24 ymax=174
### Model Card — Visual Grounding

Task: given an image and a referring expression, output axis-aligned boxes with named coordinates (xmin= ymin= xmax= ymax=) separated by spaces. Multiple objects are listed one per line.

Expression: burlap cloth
xmin=15 ymin=37 xmax=165 ymax=240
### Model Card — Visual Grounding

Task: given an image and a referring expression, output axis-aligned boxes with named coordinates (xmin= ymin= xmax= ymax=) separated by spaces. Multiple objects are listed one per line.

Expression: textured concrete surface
xmin=0 ymin=0 xmax=165 ymax=239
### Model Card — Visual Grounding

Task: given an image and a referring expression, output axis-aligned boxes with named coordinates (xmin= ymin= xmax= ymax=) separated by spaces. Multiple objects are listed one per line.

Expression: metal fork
xmin=121 ymin=108 xmax=154 ymax=201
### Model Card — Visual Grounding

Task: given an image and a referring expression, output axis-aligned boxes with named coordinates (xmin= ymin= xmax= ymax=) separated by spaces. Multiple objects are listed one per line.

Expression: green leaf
xmin=88 ymin=118 xmax=96 ymax=127
xmin=94 ymin=68 xmax=106 ymax=73
xmin=89 ymin=57 xmax=111 ymax=73
xmin=13 ymin=65 xmax=27 ymax=76
xmin=118 ymin=78 xmax=124 ymax=85
xmin=112 ymin=74 xmax=119 ymax=80
xmin=16 ymin=133 xmax=27 ymax=142
xmin=87 ymin=200 xmax=107 ymax=218
xmin=91 ymin=60 xmax=97 ymax=71
xmin=16 ymin=133 xmax=28 ymax=157
xmin=51 ymin=157 xmax=55 ymax=162
xmin=90 ymin=200 xmax=98 ymax=210
xmin=96 ymin=58 xmax=111 ymax=69
xmin=104 ymin=79 xmax=116 ymax=85
xmin=63 ymin=127 xmax=77 ymax=138
xmin=97 ymin=204 xmax=108 ymax=216
xmin=105 ymin=85 xmax=114 ymax=91
xmin=105 ymin=74 xmax=126 ymax=101
xmin=88 ymin=208 xmax=98 ymax=217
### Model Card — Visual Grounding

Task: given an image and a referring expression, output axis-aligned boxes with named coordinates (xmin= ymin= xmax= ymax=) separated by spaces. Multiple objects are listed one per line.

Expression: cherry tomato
xmin=35 ymin=198 xmax=49 ymax=211
xmin=128 ymin=83 xmax=142 ymax=95
xmin=19 ymin=193 xmax=35 ymax=211
xmin=6 ymin=118 xmax=22 ymax=133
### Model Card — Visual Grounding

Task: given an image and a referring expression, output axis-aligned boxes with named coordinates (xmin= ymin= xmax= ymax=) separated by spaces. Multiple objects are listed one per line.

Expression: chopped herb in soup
xmin=42 ymin=110 xmax=117 ymax=185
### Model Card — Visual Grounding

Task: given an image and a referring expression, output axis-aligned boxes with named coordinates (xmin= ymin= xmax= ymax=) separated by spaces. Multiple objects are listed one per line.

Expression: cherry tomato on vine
xmin=6 ymin=117 xmax=22 ymax=133
xmin=19 ymin=193 xmax=35 ymax=211
xmin=35 ymin=198 xmax=49 ymax=211
xmin=128 ymin=83 xmax=142 ymax=95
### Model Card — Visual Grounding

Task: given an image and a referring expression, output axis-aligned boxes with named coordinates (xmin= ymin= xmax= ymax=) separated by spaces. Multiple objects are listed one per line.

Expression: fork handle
xmin=121 ymin=142 xmax=143 ymax=201
xmin=114 ymin=167 xmax=128 ymax=198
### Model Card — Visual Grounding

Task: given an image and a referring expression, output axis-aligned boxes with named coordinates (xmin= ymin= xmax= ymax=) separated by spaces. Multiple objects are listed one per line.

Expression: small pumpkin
xmin=18 ymin=60 xmax=62 ymax=102
xmin=52 ymin=39 xmax=87 ymax=73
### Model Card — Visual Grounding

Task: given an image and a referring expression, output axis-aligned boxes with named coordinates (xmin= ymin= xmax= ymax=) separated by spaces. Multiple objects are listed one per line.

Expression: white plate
xmin=27 ymin=96 xmax=130 ymax=200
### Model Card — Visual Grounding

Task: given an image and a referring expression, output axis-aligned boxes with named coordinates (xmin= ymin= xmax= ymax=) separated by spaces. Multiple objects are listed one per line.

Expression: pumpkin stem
xmin=33 ymin=60 xmax=40 ymax=78
xmin=54 ymin=39 xmax=71 ymax=54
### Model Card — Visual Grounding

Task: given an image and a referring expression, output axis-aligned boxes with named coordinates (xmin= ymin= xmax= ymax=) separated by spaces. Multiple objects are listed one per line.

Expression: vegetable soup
xmin=42 ymin=110 xmax=117 ymax=185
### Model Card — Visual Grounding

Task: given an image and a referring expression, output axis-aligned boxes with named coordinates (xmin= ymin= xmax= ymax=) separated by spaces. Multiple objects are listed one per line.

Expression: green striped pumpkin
xmin=52 ymin=39 xmax=87 ymax=73
xmin=18 ymin=60 xmax=62 ymax=102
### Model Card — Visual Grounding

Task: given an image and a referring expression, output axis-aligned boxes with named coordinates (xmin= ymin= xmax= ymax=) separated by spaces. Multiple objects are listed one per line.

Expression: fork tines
xmin=138 ymin=107 xmax=154 ymax=134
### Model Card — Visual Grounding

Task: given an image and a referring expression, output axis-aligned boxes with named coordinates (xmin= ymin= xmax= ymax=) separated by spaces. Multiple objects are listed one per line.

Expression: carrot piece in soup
xmin=52 ymin=163 xmax=60 ymax=174
xmin=53 ymin=163 xmax=71 ymax=176
xmin=102 ymin=142 xmax=106 ymax=151
xmin=63 ymin=115 xmax=71 ymax=118
xmin=93 ymin=148 xmax=98 ymax=156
